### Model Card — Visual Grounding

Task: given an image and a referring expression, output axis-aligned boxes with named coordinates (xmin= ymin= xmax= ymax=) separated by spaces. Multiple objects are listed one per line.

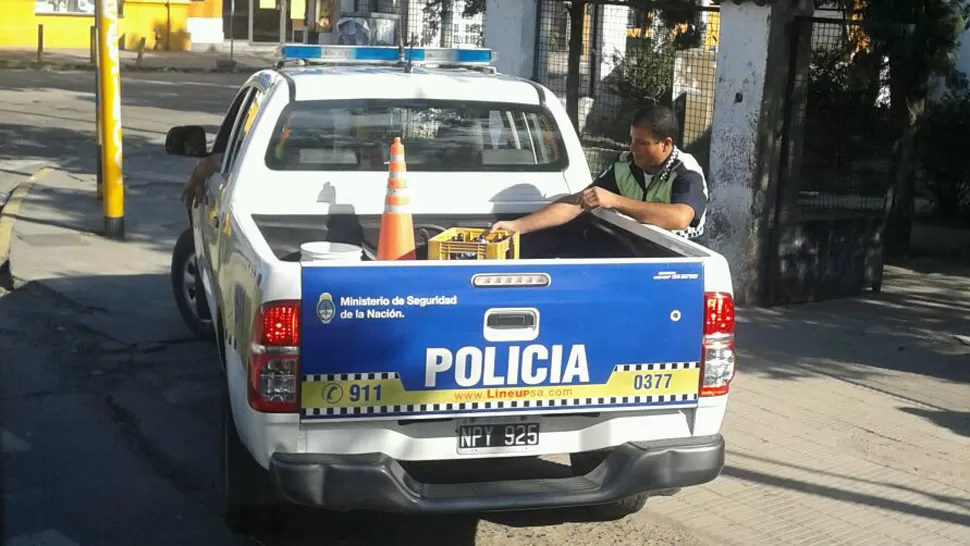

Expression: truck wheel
xmin=219 ymin=384 xmax=284 ymax=535
xmin=570 ymin=451 xmax=649 ymax=520
xmin=171 ymin=228 xmax=215 ymax=341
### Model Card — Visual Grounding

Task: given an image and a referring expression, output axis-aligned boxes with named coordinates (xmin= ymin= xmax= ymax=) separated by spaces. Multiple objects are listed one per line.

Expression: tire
xmin=219 ymin=381 xmax=285 ymax=535
xmin=171 ymin=228 xmax=215 ymax=340
xmin=570 ymin=451 xmax=649 ymax=521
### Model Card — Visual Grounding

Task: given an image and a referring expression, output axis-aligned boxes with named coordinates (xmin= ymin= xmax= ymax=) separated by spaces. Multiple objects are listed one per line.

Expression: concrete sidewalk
xmin=0 ymin=46 xmax=276 ymax=73
xmin=4 ymin=165 xmax=198 ymax=347
xmin=1 ymin=164 xmax=969 ymax=545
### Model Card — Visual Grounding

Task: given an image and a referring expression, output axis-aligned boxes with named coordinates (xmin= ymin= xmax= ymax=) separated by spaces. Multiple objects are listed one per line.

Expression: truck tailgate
xmin=299 ymin=260 xmax=705 ymax=421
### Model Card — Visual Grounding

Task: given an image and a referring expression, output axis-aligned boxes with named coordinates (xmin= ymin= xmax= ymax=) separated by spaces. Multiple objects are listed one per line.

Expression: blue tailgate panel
xmin=299 ymin=262 xmax=706 ymax=420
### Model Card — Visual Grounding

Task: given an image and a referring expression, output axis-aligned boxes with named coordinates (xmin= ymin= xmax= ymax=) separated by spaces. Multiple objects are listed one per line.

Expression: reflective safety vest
xmin=608 ymin=150 xmax=707 ymax=239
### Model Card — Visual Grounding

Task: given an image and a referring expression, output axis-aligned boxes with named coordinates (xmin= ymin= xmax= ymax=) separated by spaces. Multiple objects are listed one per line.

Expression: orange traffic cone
xmin=377 ymin=137 xmax=416 ymax=261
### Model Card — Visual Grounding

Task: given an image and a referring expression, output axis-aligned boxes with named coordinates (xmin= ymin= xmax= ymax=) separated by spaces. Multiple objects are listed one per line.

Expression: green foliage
xmin=606 ymin=5 xmax=706 ymax=109
xmin=858 ymin=0 xmax=970 ymax=75
xmin=607 ymin=39 xmax=677 ymax=108
xmin=917 ymin=73 xmax=970 ymax=222
xmin=823 ymin=0 xmax=970 ymax=239
xmin=803 ymin=43 xmax=892 ymax=167
xmin=421 ymin=0 xmax=485 ymax=41
xmin=823 ymin=0 xmax=970 ymax=104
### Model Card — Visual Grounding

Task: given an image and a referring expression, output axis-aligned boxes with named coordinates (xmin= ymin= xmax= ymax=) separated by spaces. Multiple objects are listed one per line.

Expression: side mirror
xmin=165 ymin=125 xmax=209 ymax=157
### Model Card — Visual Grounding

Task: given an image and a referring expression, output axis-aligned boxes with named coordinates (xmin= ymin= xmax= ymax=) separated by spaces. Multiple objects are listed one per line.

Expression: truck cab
xmin=164 ymin=44 xmax=735 ymax=532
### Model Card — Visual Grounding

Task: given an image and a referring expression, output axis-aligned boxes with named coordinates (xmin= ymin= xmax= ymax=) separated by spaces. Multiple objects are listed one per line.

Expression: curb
xmin=0 ymin=166 xmax=51 ymax=266
xmin=0 ymin=59 xmax=267 ymax=74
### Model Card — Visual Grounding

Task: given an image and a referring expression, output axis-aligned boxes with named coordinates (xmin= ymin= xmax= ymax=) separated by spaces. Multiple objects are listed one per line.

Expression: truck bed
xmin=251 ymin=213 xmax=684 ymax=263
xmin=253 ymin=211 xmax=710 ymax=424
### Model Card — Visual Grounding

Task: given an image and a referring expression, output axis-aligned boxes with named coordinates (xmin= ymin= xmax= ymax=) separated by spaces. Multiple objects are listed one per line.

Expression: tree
xmin=421 ymin=0 xmax=486 ymax=46
xmin=829 ymin=0 xmax=970 ymax=255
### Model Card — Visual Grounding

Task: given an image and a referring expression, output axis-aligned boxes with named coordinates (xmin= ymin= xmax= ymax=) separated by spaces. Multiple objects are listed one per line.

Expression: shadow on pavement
xmin=0 ymin=70 xmax=243 ymax=189
xmin=8 ymin=176 xmax=190 ymax=254
xmin=0 ymin=70 xmax=249 ymax=119
xmin=3 ymin=269 xmax=195 ymax=346
xmin=0 ymin=120 xmax=205 ymax=182
xmin=0 ymin=283 xmax=251 ymax=546
xmin=897 ymin=407 xmax=970 ymax=438
xmin=737 ymin=262 xmax=970 ymax=387
xmin=721 ymin=463 xmax=970 ymax=528
xmin=728 ymin=450 xmax=970 ymax=514
xmin=253 ymin=510 xmax=481 ymax=546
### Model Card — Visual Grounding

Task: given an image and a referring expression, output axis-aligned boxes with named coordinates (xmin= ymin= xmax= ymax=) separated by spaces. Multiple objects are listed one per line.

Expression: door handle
xmin=486 ymin=311 xmax=537 ymax=330
xmin=483 ymin=308 xmax=540 ymax=342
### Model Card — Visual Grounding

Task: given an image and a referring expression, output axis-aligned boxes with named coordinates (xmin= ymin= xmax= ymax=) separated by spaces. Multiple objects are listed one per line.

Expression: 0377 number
xmin=633 ymin=373 xmax=673 ymax=390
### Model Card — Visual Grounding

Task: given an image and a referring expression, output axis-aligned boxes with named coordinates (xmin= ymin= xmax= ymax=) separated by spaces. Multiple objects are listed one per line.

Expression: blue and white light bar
xmin=277 ymin=44 xmax=495 ymax=66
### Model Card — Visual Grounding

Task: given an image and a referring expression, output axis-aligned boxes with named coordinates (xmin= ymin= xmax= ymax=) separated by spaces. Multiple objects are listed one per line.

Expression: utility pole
xmin=440 ymin=0 xmax=454 ymax=47
xmin=96 ymin=0 xmax=125 ymax=239
xmin=94 ymin=1 xmax=103 ymax=201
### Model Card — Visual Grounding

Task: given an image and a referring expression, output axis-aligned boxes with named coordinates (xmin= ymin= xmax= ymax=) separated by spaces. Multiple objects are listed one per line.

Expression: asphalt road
xmin=0 ymin=69 xmax=707 ymax=546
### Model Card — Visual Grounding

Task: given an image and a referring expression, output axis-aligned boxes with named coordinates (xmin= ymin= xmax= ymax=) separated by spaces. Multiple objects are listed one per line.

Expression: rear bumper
xmin=268 ymin=434 xmax=725 ymax=514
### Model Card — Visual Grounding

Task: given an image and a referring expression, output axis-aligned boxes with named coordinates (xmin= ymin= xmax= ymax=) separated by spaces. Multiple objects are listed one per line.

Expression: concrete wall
xmin=702 ymin=3 xmax=770 ymax=302
xmin=483 ymin=0 xmax=537 ymax=79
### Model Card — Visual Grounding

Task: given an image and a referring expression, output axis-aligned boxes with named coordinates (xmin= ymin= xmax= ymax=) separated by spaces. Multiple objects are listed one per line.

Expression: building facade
xmin=0 ymin=0 xmax=224 ymax=51
xmin=0 ymin=0 xmax=487 ymax=51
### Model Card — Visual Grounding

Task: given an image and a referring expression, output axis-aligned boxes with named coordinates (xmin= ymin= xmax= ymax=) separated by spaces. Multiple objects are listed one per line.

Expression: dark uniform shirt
xmin=589 ymin=152 xmax=708 ymax=229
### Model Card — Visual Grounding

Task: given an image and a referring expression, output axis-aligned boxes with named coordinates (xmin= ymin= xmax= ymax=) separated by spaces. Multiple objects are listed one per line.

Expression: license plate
xmin=456 ymin=419 xmax=540 ymax=454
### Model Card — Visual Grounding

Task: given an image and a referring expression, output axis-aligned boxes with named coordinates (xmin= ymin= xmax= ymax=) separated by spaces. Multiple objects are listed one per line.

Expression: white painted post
xmin=705 ymin=2 xmax=772 ymax=302
xmin=484 ymin=0 xmax=538 ymax=79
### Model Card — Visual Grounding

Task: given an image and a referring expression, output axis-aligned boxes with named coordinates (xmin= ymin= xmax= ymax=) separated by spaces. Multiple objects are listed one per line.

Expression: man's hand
xmin=180 ymin=177 xmax=205 ymax=209
xmin=487 ymin=220 xmax=520 ymax=234
xmin=181 ymin=153 xmax=222 ymax=210
xmin=580 ymin=186 xmax=618 ymax=211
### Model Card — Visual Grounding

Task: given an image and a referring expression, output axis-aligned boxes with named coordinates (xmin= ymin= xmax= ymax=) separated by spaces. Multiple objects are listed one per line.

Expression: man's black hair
xmin=630 ymin=104 xmax=679 ymax=142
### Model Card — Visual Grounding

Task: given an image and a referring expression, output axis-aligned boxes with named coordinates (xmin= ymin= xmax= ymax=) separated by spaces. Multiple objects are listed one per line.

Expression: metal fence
xmin=763 ymin=12 xmax=915 ymax=305
xmin=392 ymin=1 xmax=719 ymax=178
xmin=533 ymin=0 xmax=720 ymax=176
xmin=399 ymin=0 xmax=486 ymax=48
xmin=791 ymin=13 xmax=898 ymax=216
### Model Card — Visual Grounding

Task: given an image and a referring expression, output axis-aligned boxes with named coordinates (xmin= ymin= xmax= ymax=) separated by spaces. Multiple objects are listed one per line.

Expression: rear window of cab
xmin=264 ymin=99 xmax=569 ymax=172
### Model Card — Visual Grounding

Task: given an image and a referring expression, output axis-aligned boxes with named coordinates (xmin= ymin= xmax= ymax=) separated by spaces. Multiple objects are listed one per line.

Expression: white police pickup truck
xmin=165 ymin=44 xmax=736 ymax=532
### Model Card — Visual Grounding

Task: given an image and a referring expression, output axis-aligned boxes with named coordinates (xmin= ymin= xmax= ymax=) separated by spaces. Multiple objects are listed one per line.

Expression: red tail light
xmin=700 ymin=292 xmax=736 ymax=397
xmin=248 ymin=300 xmax=300 ymax=413
xmin=704 ymin=291 xmax=735 ymax=337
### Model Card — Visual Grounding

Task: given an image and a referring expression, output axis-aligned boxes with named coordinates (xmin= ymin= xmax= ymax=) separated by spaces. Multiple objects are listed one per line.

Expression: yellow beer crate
xmin=427 ymin=227 xmax=520 ymax=260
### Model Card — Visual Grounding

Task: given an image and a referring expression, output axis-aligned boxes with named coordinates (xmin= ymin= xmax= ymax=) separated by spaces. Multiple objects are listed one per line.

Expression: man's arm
xmin=598 ymin=168 xmax=707 ymax=230
xmin=492 ymin=165 xmax=619 ymax=235
xmin=605 ymin=197 xmax=695 ymax=230
xmin=501 ymin=195 xmax=584 ymax=235
xmin=181 ymin=153 xmax=223 ymax=212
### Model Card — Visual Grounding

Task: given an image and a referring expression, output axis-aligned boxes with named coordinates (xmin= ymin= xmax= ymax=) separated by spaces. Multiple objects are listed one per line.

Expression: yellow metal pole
xmin=96 ymin=0 xmax=124 ymax=239
xmin=37 ymin=24 xmax=44 ymax=65
xmin=92 ymin=21 xmax=103 ymax=200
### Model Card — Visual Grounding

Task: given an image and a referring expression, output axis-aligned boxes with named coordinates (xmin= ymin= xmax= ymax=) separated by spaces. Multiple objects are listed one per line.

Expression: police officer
xmin=489 ymin=104 xmax=709 ymax=240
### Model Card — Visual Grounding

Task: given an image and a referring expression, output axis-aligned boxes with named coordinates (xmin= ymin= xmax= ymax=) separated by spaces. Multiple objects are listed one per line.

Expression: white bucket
xmin=300 ymin=241 xmax=363 ymax=262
